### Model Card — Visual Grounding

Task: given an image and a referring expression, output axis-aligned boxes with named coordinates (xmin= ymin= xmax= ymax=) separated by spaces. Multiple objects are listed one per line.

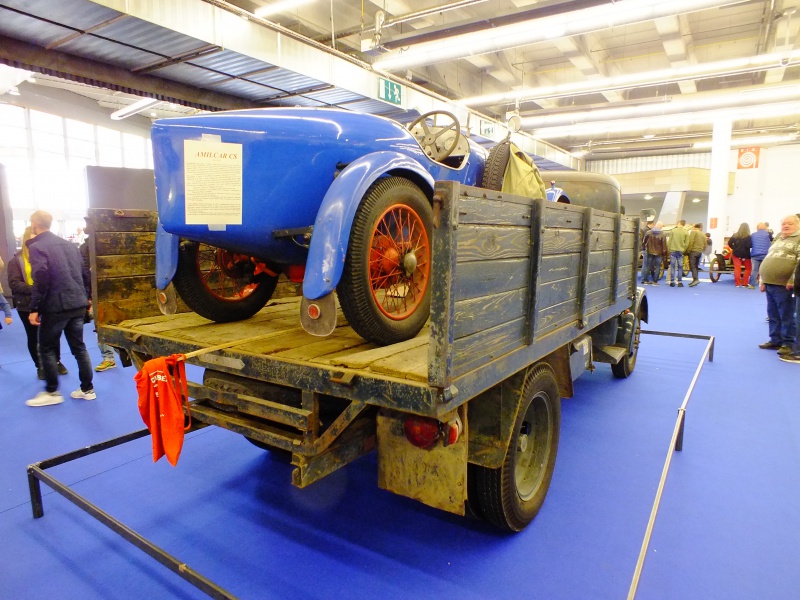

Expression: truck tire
xmin=470 ymin=365 xmax=561 ymax=532
xmin=481 ymin=140 xmax=511 ymax=191
xmin=173 ymin=240 xmax=277 ymax=322
xmin=338 ymin=177 xmax=432 ymax=345
xmin=611 ymin=306 xmax=642 ymax=379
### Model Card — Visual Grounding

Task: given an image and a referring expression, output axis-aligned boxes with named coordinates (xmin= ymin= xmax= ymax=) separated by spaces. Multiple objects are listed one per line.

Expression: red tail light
xmin=403 ymin=416 xmax=441 ymax=449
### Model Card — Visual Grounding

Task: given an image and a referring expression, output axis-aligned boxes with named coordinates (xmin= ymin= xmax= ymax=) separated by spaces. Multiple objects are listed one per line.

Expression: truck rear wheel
xmin=338 ymin=177 xmax=432 ymax=345
xmin=173 ymin=240 xmax=277 ymax=322
xmin=611 ymin=307 xmax=642 ymax=379
xmin=470 ymin=365 xmax=561 ymax=532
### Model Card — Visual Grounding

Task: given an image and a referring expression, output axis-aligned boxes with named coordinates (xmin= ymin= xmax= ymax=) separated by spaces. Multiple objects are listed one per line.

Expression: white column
xmin=707 ymin=119 xmax=732 ymax=251
xmin=660 ymin=191 xmax=685 ymax=225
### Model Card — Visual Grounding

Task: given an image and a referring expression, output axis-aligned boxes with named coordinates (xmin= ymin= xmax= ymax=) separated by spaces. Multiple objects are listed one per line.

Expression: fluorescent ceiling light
xmin=692 ymin=198 xmax=702 ymax=203
xmin=522 ymin=84 xmax=800 ymax=129
xmin=374 ymin=0 xmax=737 ymax=71
xmin=692 ymin=133 xmax=800 ymax=149
xmin=254 ymin=0 xmax=314 ymax=18
xmin=110 ymin=97 xmax=160 ymax=120
xmin=533 ymin=102 xmax=800 ymax=139
xmin=461 ymin=50 xmax=800 ymax=106
xmin=644 ymin=194 xmax=654 ymax=200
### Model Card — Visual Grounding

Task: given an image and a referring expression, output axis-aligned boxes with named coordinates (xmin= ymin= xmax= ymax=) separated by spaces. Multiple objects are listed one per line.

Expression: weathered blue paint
xmin=151 ymin=107 xmax=486 ymax=288
xmin=155 ymin=220 xmax=179 ymax=290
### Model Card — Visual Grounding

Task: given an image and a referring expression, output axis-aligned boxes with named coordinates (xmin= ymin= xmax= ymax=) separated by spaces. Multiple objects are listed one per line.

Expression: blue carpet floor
xmin=0 ymin=273 xmax=798 ymax=600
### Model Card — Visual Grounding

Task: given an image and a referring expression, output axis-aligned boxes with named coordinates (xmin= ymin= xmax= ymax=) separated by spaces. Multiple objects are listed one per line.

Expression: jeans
xmin=640 ymin=255 xmax=649 ymax=283
xmin=38 ymin=308 xmax=93 ymax=393
xmin=99 ymin=343 xmax=115 ymax=362
xmin=688 ymin=251 xmax=702 ymax=281
xmin=669 ymin=251 xmax=684 ymax=283
xmin=750 ymin=258 xmax=763 ymax=286
xmin=731 ymin=256 xmax=751 ymax=286
xmin=764 ymin=284 xmax=795 ymax=347
xmin=644 ymin=254 xmax=662 ymax=282
xmin=794 ymin=293 xmax=800 ymax=355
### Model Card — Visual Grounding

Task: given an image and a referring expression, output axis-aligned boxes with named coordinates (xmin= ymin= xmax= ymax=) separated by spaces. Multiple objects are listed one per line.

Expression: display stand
xmin=26 ymin=423 xmax=238 ymax=600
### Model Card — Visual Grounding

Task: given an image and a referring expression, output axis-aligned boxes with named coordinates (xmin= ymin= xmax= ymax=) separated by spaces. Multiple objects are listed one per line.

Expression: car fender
xmin=155 ymin=220 xmax=180 ymax=290
xmin=303 ymin=151 xmax=435 ymax=300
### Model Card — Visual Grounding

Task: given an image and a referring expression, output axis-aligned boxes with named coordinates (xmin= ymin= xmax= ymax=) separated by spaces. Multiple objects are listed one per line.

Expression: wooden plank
xmin=428 ymin=180 xmax=458 ymax=389
xmin=534 ymin=298 xmax=580 ymax=338
xmin=621 ymin=217 xmax=637 ymax=233
xmin=539 ymin=253 xmax=581 ymax=284
xmin=525 ymin=198 xmax=545 ymax=345
xmin=358 ymin=345 xmax=429 ymax=382
xmin=453 ymin=288 xmax=527 ymax=340
xmin=591 ymin=213 xmax=617 ymax=232
xmin=452 ymin=318 xmax=526 ymax=378
xmin=456 ymin=224 xmax=530 ymax=262
xmin=537 ymin=276 xmax=580 ymax=310
xmin=589 ymin=230 xmax=616 ymax=252
xmin=96 ymin=275 xmax=156 ymax=302
xmin=542 ymin=204 xmax=584 ymax=229
xmin=97 ymin=300 xmax=162 ymax=325
xmin=453 ymin=258 xmax=529 ymax=302
xmin=330 ymin=332 xmax=429 ymax=370
xmin=95 ymin=231 xmax=156 ymax=255
xmin=540 ymin=228 xmax=583 ymax=255
xmin=96 ymin=254 xmax=155 ymax=278
xmin=456 ymin=196 xmax=532 ymax=226
xmin=89 ymin=209 xmax=158 ymax=233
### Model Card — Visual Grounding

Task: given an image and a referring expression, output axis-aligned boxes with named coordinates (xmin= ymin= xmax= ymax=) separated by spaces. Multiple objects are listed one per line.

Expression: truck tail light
xmin=403 ymin=415 xmax=462 ymax=448
xmin=403 ymin=416 xmax=440 ymax=448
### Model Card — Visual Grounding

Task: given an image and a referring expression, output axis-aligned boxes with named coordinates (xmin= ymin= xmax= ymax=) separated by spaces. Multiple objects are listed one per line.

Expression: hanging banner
xmin=737 ymin=147 xmax=760 ymax=169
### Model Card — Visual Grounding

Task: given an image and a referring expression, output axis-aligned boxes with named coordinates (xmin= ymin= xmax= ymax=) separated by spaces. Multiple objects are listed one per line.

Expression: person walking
xmin=667 ymin=219 xmax=688 ymax=287
xmin=640 ymin=216 xmax=654 ymax=284
xmin=749 ymin=222 xmax=771 ymax=287
xmin=24 ymin=211 xmax=96 ymax=407
xmin=642 ymin=220 xmax=668 ymax=285
xmin=757 ymin=214 xmax=800 ymax=357
xmin=727 ymin=222 xmax=753 ymax=288
xmin=686 ymin=223 xmax=706 ymax=287
xmin=7 ymin=226 xmax=69 ymax=379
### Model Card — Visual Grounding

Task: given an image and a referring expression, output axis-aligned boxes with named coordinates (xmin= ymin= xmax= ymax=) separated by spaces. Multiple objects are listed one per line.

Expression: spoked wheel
xmin=611 ymin=306 xmax=642 ymax=379
xmin=338 ymin=177 xmax=432 ymax=345
xmin=709 ymin=256 xmax=726 ymax=282
xmin=469 ymin=365 xmax=561 ymax=532
xmin=173 ymin=241 xmax=277 ymax=322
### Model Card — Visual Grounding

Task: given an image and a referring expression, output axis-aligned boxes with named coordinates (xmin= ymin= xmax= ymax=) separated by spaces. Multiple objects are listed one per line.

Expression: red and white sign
xmin=737 ymin=147 xmax=760 ymax=169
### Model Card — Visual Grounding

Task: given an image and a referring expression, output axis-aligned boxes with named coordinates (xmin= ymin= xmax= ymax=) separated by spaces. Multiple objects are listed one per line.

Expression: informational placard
xmin=184 ymin=139 xmax=243 ymax=225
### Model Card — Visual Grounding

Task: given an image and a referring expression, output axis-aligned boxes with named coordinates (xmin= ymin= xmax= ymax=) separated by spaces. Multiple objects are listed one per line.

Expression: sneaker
xmin=26 ymin=391 xmax=64 ymax=407
xmin=70 ymin=388 xmax=97 ymax=401
xmin=94 ymin=360 xmax=116 ymax=372
xmin=37 ymin=368 xmax=44 ymax=380
xmin=688 ymin=280 xmax=700 ymax=287
xmin=779 ymin=354 xmax=800 ymax=363
xmin=746 ymin=285 xmax=755 ymax=289
xmin=759 ymin=341 xmax=781 ymax=349
xmin=57 ymin=362 xmax=69 ymax=375
xmin=669 ymin=282 xmax=675 ymax=287
xmin=651 ymin=282 xmax=659 ymax=286
xmin=777 ymin=346 xmax=793 ymax=356
xmin=677 ymin=282 xmax=684 ymax=287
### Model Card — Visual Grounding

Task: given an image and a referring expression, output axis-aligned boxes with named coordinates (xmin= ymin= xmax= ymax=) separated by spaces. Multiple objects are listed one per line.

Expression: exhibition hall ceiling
xmin=0 ymin=0 xmax=798 ymax=161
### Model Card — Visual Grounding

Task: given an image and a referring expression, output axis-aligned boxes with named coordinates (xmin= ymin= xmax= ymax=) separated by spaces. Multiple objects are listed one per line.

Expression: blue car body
xmin=152 ymin=107 xmax=487 ymax=300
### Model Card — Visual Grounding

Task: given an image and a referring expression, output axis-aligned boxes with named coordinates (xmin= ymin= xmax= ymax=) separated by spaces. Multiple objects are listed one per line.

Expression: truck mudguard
xmin=302 ymin=151 xmax=435 ymax=300
xmin=155 ymin=220 xmax=180 ymax=290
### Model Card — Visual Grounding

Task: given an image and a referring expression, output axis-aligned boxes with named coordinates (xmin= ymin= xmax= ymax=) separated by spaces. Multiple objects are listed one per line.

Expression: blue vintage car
xmin=152 ymin=107 xmax=487 ymax=344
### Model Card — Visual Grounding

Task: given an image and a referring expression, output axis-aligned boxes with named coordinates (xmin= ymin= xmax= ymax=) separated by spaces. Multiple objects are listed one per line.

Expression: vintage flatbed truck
xmin=90 ymin=178 xmax=647 ymax=532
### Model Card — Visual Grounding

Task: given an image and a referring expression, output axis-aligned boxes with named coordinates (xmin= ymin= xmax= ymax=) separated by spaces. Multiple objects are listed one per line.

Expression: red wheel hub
xmin=367 ymin=204 xmax=430 ymax=320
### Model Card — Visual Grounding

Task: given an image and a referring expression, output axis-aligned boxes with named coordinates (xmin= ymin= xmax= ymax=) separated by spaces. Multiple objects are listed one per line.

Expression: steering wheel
xmin=407 ymin=110 xmax=462 ymax=161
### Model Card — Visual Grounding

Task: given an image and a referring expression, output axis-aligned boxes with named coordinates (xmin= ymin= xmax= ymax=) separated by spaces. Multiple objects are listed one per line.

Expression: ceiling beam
xmin=0 ymin=35 xmax=259 ymax=111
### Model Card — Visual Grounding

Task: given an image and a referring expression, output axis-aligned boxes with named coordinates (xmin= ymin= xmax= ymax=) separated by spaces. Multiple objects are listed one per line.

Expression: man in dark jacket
xmin=25 ymin=210 xmax=95 ymax=407
xmin=642 ymin=220 xmax=669 ymax=285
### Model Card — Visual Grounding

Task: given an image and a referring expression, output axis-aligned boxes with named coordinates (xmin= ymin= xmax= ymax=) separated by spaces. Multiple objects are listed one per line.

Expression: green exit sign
xmin=378 ymin=78 xmax=403 ymax=106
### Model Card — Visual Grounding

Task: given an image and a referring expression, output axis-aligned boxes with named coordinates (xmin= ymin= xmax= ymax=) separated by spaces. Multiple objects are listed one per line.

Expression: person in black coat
xmin=25 ymin=211 xmax=95 ymax=407
xmin=7 ymin=226 xmax=68 ymax=379
xmin=727 ymin=222 xmax=753 ymax=288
